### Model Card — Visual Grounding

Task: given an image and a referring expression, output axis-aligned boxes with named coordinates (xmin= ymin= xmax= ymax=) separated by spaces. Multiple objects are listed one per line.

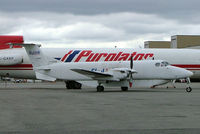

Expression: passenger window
xmin=155 ymin=63 xmax=160 ymax=67
xmin=165 ymin=62 xmax=169 ymax=66
xmin=120 ymin=70 xmax=126 ymax=73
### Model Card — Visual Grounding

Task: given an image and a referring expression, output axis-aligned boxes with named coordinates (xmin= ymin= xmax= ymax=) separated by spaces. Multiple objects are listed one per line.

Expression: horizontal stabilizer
xmin=36 ymin=66 xmax=51 ymax=71
xmin=9 ymin=43 xmax=38 ymax=46
xmin=35 ymin=72 xmax=56 ymax=81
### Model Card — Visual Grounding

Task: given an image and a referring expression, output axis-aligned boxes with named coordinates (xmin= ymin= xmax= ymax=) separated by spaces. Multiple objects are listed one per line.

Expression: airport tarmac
xmin=0 ymin=82 xmax=200 ymax=134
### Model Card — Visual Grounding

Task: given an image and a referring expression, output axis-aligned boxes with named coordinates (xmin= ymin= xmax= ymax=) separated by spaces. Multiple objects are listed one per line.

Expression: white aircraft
xmin=10 ymin=43 xmax=193 ymax=92
xmin=0 ymin=36 xmax=199 ymax=90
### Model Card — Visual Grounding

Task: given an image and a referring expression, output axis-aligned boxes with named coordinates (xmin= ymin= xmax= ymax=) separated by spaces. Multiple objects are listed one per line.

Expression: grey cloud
xmin=1 ymin=0 xmax=200 ymax=23
xmin=3 ymin=12 xmax=199 ymax=45
xmin=1 ymin=0 xmax=200 ymax=49
xmin=0 ymin=0 xmax=198 ymax=13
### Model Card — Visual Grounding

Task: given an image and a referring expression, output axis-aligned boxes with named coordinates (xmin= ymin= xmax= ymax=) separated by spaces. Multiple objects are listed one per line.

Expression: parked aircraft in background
xmin=0 ymin=35 xmax=199 ymax=90
xmin=10 ymin=43 xmax=193 ymax=92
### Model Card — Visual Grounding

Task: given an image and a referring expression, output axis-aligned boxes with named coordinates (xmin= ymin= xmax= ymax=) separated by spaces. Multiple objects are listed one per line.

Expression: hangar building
xmin=145 ymin=35 xmax=200 ymax=48
xmin=144 ymin=41 xmax=171 ymax=48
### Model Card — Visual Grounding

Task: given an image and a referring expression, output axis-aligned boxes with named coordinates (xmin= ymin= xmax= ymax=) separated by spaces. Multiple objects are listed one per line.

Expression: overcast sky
xmin=0 ymin=0 xmax=200 ymax=48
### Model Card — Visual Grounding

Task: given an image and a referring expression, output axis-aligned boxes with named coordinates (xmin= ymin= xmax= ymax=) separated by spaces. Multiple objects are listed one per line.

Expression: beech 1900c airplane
xmin=10 ymin=43 xmax=193 ymax=92
xmin=0 ymin=35 xmax=199 ymax=90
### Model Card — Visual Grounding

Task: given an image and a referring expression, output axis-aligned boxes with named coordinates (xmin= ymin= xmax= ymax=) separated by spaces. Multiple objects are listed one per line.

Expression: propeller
xmin=129 ymin=56 xmax=134 ymax=87
xmin=130 ymin=56 xmax=133 ymax=79
xmin=130 ymin=56 xmax=133 ymax=69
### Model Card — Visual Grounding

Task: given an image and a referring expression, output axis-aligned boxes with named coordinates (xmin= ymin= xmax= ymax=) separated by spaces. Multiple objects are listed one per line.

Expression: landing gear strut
xmin=172 ymin=80 xmax=176 ymax=88
xmin=186 ymin=77 xmax=192 ymax=92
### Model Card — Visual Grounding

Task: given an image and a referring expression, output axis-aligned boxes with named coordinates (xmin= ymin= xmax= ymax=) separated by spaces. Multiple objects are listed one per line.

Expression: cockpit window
xmin=161 ymin=61 xmax=169 ymax=66
xmin=155 ymin=61 xmax=170 ymax=67
xmin=155 ymin=63 xmax=160 ymax=67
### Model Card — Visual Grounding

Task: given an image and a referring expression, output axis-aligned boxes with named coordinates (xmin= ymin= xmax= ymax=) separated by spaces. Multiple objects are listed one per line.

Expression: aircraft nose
xmin=180 ymin=69 xmax=193 ymax=78
xmin=185 ymin=70 xmax=193 ymax=77
xmin=172 ymin=66 xmax=193 ymax=79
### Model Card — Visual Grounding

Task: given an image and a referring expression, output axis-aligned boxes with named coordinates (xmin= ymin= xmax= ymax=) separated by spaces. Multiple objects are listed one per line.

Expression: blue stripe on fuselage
xmin=65 ymin=50 xmax=81 ymax=62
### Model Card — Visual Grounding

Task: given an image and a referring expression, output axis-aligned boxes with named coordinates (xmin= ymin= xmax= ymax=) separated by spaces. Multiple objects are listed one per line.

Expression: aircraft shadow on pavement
xmin=70 ymin=88 xmax=184 ymax=93
xmin=0 ymin=87 xmax=187 ymax=93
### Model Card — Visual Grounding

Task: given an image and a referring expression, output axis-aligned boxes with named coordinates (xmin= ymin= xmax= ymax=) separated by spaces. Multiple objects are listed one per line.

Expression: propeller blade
xmin=130 ymin=73 xmax=133 ymax=79
xmin=130 ymin=56 xmax=133 ymax=69
xmin=127 ymin=56 xmax=134 ymax=87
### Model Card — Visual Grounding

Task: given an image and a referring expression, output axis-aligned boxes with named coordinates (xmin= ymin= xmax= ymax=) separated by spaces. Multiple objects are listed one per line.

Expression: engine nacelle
xmin=0 ymin=54 xmax=23 ymax=65
xmin=112 ymin=70 xmax=128 ymax=80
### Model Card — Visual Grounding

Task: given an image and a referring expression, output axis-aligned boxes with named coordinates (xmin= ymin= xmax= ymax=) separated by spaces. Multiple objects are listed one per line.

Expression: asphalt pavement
xmin=0 ymin=82 xmax=200 ymax=134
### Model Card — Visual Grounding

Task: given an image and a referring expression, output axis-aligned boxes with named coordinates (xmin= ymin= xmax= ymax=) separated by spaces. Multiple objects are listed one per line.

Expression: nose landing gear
xmin=186 ymin=87 xmax=192 ymax=92
xmin=186 ymin=77 xmax=192 ymax=92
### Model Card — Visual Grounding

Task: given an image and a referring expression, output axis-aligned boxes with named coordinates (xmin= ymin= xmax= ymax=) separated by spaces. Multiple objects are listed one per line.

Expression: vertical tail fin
xmin=11 ymin=43 xmax=57 ymax=81
xmin=11 ymin=43 xmax=58 ymax=68
xmin=0 ymin=35 xmax=23 ymax=49
xmin=23 ymin=44 xmax=49 ymax=67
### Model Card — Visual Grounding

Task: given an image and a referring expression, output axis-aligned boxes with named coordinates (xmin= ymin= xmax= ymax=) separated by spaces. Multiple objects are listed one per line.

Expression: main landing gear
xmin=97 ymin=85 xmax=104 ymax=92
xmin=121 ymin=87 xmax=128 ymax=91
xmin=65 ymin=81 xmax=82 ymax=89
xmin=186 ymin=77 xmax=192 ymax=92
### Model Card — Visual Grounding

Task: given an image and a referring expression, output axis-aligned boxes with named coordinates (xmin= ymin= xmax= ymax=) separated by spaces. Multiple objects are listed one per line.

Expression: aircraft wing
xmin=71 ymin=69 xmax=113 ymax=79
xmin=112 ymin=68 xmax=137 ymax=74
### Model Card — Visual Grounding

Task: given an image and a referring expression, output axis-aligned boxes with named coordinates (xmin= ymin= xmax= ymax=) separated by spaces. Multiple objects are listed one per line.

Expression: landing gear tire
xmin=121 ymin=87 xmax=128 ymax=91
xmin=65 ymin=81 xmax=82 ymax=89
xmin=97 ymin=86 xmax=104 ymax=92
xmin=66 ymin=84 xmax=71 ymax=89
xmin=186 ymin=87 xmax=192 ymax=92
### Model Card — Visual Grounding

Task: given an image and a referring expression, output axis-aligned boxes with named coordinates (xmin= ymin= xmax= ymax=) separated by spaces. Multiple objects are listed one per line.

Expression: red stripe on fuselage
xmin=0 ymin=69 xmax=33 ymax=70
xmin=172 ymin=64 xmax=200 ymax=68
xmin=0 ymin=64 xmax=33 ymax=68
xmin=0 ymin=64 xmax=200 ymax=71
